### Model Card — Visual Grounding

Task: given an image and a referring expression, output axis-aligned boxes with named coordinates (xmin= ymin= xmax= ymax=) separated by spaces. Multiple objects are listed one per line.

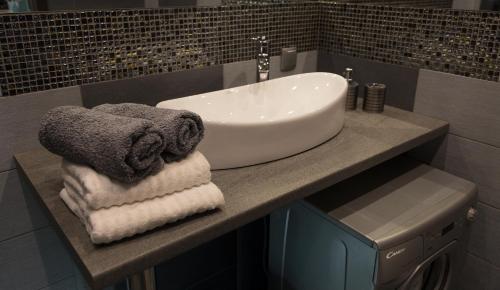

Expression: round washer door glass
xmin=401 ymin=254 xmax=451 ymax=290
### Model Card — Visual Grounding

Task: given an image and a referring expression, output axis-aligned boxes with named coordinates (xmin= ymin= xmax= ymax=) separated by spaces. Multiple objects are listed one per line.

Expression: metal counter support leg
xmin=128 ymin=268 xmax=156 ymax=290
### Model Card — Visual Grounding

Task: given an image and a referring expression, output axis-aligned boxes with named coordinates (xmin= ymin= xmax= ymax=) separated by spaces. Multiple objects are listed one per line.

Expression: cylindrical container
xmin=344 ymin=68 xmax=359 ymax=110
xmin=363 ymin=83 xmax=386 ymax=113
xmin=346 ymin=82 xmax=359 ymax=110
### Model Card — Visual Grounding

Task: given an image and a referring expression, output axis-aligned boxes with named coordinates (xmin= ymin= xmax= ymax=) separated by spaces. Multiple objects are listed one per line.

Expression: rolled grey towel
xmin=94 ymin=103 xmax=204 ymax=163
xmin=39 ymin=106 xmax=166 ymax=183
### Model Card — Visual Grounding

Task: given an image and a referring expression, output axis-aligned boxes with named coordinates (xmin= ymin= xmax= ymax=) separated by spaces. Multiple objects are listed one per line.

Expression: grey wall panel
xmin=442 ymin=135 xmax=500 ymax=204
xmin=223 ymin=60 xmax=256 ymax=89
xmin=74 ymin=265 xmax=90 ymax=290
xmin=468 ymin=203 xmax=500 ymax=268
xmin=0 ymin=227 xmax=75 ymax=290
xmin=269 ymin=50 xmax=317 ymax=79
xmin=144 ymin=0 xmax=159 ymax=8
xmin=317 ymin=51 xmax=419 ymax=111
xmin=414 ymin=69 xmax=500 ymax=148
xmin=40 ymin=277 xmax=76 ymax=290
xmin=477 ymin=184 xmax=500 ymax=216
xmin=458 ymin=253 xmax=500 ymax=290
xmin=196 ymin=0 xmax=222 ymax=6
xmin=159 ymin=0 xmax=196 ymax=6
xmin=0 ymin=169 xmax=49 ymax=241
xmin=81 ymin=66 xmax=223 ymax=108
xmin=223 ymin=51 xmax=318 ymax=89
xmin=0 ymin=86 xmax=83 ymax=172
xmin=438 ymin=135 xmax=499 ymax=209
xmin=410 ymin=134 xmax=500 ymax=209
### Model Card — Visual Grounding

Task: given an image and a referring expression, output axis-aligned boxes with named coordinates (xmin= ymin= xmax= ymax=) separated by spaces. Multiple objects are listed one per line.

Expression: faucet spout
xmin=258 ymin=70 xmax=270 ymax=82
xmin=252 ymin=36 xmax=270 ymax=82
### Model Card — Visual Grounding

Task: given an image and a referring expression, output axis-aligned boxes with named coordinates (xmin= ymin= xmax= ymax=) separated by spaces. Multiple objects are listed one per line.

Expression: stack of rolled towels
xmin=39 ymin=103 xmax=224 ymax=244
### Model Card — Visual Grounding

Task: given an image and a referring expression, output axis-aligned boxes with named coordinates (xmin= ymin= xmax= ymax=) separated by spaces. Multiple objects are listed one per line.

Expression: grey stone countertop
xmin=15 ymin=106 xmax=448 ymax=289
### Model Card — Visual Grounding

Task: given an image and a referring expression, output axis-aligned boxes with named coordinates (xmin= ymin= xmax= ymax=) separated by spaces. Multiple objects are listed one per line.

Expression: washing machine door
xmin=399 ymin=241 xmax=457 ymax=290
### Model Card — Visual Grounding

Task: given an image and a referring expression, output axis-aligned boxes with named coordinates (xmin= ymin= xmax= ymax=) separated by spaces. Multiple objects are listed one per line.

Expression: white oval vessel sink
xmin=157 ymin=72 xmax=347 ymax=169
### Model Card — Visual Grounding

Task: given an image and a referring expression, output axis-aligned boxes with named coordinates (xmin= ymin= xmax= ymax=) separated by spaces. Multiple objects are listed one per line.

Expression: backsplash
xmin=0 ymin=3 xmax=319 ymax=96
xmin=333 ymin=0 xmax=453 ymax=8
xmin=226 ymin=0 xmax=452 ymax=6
xmin=320 ymin=3 xmax=500 ymax=81
xmin=0 ymin=1 xmax=499 ymax=96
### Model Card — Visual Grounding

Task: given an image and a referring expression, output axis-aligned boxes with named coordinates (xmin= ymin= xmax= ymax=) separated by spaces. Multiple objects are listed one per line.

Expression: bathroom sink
xmin=157 ymin=72 xmax=347 ymax=169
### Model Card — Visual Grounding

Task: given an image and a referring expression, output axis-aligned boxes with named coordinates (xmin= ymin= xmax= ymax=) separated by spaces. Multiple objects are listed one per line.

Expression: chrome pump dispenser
xmin=344 ymin=68 xmax=359 ymax=110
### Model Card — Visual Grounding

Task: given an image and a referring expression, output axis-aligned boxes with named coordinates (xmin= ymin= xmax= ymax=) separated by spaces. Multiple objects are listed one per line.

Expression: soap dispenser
xmin=343 ymin=68 xmax=359 ymax=110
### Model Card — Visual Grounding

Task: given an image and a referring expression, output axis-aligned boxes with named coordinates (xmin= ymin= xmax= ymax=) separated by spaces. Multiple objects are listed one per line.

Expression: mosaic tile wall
xmin=224 ymin=0 xmax=453 ymax=8
xmin=333 ymin=0 xmax=453 ymax=8
xmin=319 ymin=3 xmax=500 ymax=81
xmin=0 ymin=1 xmax=499 ymax=96
xmin=0 ymin=3 xmax=319 ymax=96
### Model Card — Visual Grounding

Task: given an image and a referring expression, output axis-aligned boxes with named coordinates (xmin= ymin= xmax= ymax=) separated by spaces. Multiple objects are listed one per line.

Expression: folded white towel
xmin=62 ymin=151 xmax=211 ymax=209
xmin=60 ymin=182 xmax=225 ymax=244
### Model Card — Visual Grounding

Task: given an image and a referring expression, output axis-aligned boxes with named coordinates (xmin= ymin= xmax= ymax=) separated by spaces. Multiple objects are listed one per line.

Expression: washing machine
xmin=268 ymin=157 xmax=477 ymax=290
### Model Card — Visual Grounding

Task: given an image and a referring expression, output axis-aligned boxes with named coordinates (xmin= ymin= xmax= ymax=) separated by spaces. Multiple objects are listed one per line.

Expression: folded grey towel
xmin=94 ymin=103 xmax=204 ymax=162
xmin=39 ymin=106 xmax=166 ymax=183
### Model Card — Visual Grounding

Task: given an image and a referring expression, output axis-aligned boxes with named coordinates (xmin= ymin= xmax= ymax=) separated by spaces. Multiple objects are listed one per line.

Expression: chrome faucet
xmin=252 ymin=36 xmax=270 ymax=82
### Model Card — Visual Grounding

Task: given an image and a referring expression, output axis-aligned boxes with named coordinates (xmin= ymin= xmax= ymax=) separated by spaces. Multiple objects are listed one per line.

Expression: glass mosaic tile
xmin=0 ymin=1 xmax=498 ymax=96
xmin=319 ymin=3 xmax=500 ymax=81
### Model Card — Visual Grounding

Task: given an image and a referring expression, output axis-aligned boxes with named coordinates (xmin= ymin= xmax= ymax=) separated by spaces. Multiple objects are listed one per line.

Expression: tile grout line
xmin=0 ymin=224 xmax=51 ymax=244
xmin=447 ymin=132 xmax=500 ymax=150
xmin=476 ymin=200 xmax=500 ymax=213
xmin=0 ymin=168 xmax=17 ymax=175
xmin=466 ymin=250 xmax=500 ymax=271
xmin=35 ymin=274 xmax=76 ymax=290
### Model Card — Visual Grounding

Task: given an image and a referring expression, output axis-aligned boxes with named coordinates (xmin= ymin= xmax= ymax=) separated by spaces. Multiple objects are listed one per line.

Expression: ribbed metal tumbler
xmin=363 ymin=83 xmax=386 ymax=113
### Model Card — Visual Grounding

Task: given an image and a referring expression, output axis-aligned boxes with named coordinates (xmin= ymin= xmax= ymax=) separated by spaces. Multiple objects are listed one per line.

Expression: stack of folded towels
xmin=38 ymin=103 xmax=224 ymax=244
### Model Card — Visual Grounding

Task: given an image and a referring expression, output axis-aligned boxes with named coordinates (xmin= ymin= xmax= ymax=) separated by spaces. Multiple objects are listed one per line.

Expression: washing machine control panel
xmin=423 ymin=215 xmax=466 ymax=258
xmin=376 ymin=236 xmax=423 ymax=285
